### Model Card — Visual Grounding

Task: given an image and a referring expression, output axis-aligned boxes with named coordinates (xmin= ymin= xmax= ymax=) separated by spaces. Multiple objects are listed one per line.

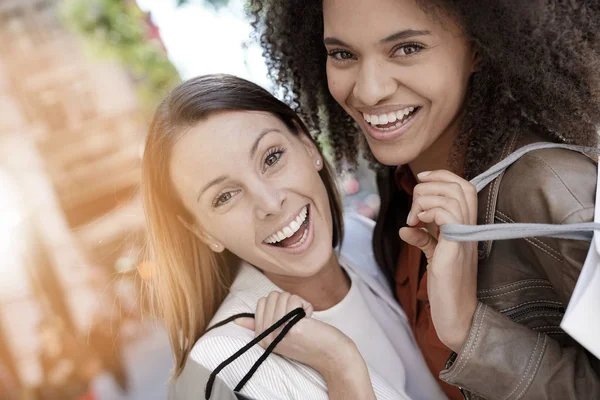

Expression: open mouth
xmin=264 ymin=205 xmax=310 ymax=249
xmin=362 ymin=106 xmax=421 ymax=131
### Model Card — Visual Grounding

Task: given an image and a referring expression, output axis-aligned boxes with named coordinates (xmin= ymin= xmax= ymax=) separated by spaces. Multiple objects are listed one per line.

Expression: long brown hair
xmin=141 ymin=74 xmax=344 ymax=377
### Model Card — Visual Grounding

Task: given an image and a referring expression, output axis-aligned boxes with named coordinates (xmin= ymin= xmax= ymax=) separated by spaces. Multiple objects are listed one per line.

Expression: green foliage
xmin=60 ymin=0 xmax=181 ymax=113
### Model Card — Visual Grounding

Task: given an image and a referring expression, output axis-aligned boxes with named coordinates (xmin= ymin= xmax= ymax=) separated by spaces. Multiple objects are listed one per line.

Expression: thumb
xmin=399 ymin=227 xmax=437 ymax=261
xmin=234 ymin=317 xmax=256 ymax=331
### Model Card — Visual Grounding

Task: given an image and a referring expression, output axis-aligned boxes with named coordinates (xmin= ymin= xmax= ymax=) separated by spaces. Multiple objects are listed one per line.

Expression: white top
xmin=188 ymin=213 xmax=447 ymax=400
xmin=313 ymin=267 xmax=408 ymax=396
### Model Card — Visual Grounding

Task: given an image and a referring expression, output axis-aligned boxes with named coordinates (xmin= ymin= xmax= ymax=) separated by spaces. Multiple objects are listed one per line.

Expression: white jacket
xmin=176 ymin=213 xmax=447 ymax=400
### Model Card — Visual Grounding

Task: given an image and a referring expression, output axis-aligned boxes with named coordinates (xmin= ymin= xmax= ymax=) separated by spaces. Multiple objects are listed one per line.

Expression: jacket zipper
xmin=503 ymin=303 xmax=565 ymax=321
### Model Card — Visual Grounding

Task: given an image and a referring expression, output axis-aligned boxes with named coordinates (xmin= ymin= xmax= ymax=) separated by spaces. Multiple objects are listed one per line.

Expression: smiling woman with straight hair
xmin=141 ymin=74 xmax=446 ymax=400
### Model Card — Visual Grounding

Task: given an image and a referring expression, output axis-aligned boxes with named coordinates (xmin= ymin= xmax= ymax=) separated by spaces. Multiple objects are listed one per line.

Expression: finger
xmin=417 ymin=170 xmax=477 ymax=224
xmin=410 ymin=195 xmax=464 ymax=226
xmin=274 ymin=292 xmax=291 ymax=322
xmin=399 ymin=227 xmax=438 ymax=261
xmin=255 ymin=297 xmax=267 ymax=335
xmin=417 ymin=207 xmax=460 ymax=226
xmin=263 ymin=291 xmax=281 ymax=341
xmin=264 ymin=291 xmax=280 ymax=323
xmin=410 ymin=182 xmax=469 ymax=225
xmin=234 ymin=317 xmax=256 ymax=331
xmin=288 ymin=294 xmax=313 ymax=318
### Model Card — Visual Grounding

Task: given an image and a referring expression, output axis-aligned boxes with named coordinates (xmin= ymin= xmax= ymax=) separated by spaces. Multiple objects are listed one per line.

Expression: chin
xmin=289 ymin=245 xmax=335 ymax=278
xmin=368 ymin=144 xmax=414 ymax=167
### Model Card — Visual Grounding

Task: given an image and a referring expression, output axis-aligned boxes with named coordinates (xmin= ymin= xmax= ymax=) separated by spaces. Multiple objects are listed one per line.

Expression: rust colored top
xmin=394 ymin=166 xmax=463 ymax=400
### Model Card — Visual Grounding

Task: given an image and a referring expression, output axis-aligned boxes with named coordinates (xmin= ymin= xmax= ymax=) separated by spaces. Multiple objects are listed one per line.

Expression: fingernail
xmin=406 ymin=212 xmax=412 ymax=224
xmin=418 ymin=211 xmax=426 ymax=218
xmin=417 ymin=171 xmax=431 ymax=178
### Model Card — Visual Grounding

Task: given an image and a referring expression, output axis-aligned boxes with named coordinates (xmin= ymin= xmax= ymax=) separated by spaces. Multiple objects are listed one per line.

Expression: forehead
xmin=173 ymin=110 xmax=287 ymax=163
xmin=169 ymin=111 xmax=291 ymax=192
xmin=323 ymin=0 xmax=435 ymax=39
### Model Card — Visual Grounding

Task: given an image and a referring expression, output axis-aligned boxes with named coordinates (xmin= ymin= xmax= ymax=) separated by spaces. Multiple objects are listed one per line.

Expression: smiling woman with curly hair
xmin=250 ymin=0 xmax=600 ymax=398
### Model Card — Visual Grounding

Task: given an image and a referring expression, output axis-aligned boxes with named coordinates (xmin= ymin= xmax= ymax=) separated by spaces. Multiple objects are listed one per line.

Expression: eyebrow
xmin=196 ymin=128 xmax=281 ymax=202
xmin=323 ymin=29 xmax=431 ymax=47
xmin=197 ymin=175 xmax=228 ymax=202
xmin=249 ymin=128 xmax=281 ymax=159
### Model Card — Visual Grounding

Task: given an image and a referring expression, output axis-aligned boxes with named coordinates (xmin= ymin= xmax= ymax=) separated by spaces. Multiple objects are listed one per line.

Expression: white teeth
xmin=265 ymin=206 xmax=308 ymax=244
xmin=362 ymin=106 xmax=417 ymax=127
xmin=290 ymin=220 xmax=300 ymax=232
xmin=287 ymin=227 xmax=309 ymax=248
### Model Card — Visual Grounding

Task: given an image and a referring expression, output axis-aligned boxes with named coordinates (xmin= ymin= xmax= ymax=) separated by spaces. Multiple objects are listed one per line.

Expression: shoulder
xmin=498 ymin=147 xmax=596 ymax=224
xmin=190 ymin=323 xmax=256 ymax=371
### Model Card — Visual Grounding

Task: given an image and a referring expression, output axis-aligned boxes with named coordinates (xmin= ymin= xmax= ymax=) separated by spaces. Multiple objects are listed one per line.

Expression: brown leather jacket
xmin=374 ymin=130 xmax=600 ymax=399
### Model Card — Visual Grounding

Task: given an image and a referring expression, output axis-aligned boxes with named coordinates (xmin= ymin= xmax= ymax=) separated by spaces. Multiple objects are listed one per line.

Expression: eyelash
xmin=211 ymin=147 xmax=287 ymax=209
xmin=391 ymin=42 xmax=424 ymax=57
xmin=262 ymin=146 xmax=286 ymax=172
xmin=212 ymin=189 xmax=241 ymax=209
xmin=326 ymin=42 xmax=425 ymax=63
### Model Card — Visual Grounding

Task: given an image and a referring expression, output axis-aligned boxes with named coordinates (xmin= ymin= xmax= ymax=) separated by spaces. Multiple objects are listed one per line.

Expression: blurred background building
xmin=0 ymin=0 xmax=379 ymax=398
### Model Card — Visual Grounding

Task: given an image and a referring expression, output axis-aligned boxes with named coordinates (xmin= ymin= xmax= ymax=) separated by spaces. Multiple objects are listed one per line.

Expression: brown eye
xmin=394 ymin=43 xmax=424 ymax=57
xmin=328 ymin=50 xmax=356 ymax=61
xmin=219 ymin=192 xmax=232 ymax=203
xmin=213 ymin=190 xmax=240 ymax=208
xmin=264 ymin=149 xmax=285 ymax=169
xmin=266 ymin=153 xmax=279 ymax=166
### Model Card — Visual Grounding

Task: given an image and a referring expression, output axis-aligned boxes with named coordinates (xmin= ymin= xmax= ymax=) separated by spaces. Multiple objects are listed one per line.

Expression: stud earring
xmin=212 ymin=244 xmax=219 ymax=250
xmin=315 ymin=159 xmax=321 ymax=166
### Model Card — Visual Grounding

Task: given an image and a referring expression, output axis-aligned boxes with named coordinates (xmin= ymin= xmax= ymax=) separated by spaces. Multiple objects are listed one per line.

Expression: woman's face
xmin=323 ymin=0 xmax=477 ymax=166
xmin=170 ymin=111 xmax=334 ymax=280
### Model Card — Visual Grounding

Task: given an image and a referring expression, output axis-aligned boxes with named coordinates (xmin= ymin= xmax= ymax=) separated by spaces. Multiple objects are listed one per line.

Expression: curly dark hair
xmin=249 ymin=0 xmax=600 ymax=178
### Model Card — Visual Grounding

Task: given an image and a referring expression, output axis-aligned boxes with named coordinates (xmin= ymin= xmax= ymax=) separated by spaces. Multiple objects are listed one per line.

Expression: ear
xmin=176 ymin=215 xmax=225 ymax=253
xmin=470 ymin=42 xmax=482 ymax=73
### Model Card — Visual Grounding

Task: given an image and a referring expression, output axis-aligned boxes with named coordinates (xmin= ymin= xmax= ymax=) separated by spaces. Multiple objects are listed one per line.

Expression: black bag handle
xmin=205 ymin=307 xmax=306 ymax=400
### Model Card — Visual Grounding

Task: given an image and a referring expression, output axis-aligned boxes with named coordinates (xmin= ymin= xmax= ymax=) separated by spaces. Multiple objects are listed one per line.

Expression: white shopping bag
xmin=560 ymin=161 xmax=600 ymax=359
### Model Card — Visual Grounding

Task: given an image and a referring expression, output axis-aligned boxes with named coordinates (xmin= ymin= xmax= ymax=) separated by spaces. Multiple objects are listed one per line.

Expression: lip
xmin=361 ymin=106 xmax=421 ymax=142
xmin=262 ymin=205 xmax=315 ymax=256
xmin=262 ymin=204 xmax=309 ymax=244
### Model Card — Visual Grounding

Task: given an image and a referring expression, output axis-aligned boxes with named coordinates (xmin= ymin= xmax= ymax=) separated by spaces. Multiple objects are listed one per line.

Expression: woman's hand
xmin=236 ymin=291 xmax=375 ymax=399
xmin=236 ymin=291 xmax=352 ymax=372
xmin=400 ymin=170 xmax=479 ymax=353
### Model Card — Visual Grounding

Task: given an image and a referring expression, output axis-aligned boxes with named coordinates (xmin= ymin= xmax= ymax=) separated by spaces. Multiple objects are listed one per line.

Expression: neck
xmin=409 ymin=113 xmax=465 ymax=177
xmin=264 ymin=252 xmax=350 ymax=311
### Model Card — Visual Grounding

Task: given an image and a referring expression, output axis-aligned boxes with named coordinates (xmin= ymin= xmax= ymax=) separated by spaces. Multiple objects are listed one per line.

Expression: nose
xmin=253 ymin=182 xmax=285 ymax=220
xmin=352 ymin=59 xmax=398 ymax=106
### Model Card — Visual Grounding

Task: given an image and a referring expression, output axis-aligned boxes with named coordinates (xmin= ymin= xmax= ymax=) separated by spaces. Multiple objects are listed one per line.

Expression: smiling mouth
xmin=264 ymin=205 xmax=310 ymax=248
xmin=362 ymin=106 xmax=421 ymax=131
